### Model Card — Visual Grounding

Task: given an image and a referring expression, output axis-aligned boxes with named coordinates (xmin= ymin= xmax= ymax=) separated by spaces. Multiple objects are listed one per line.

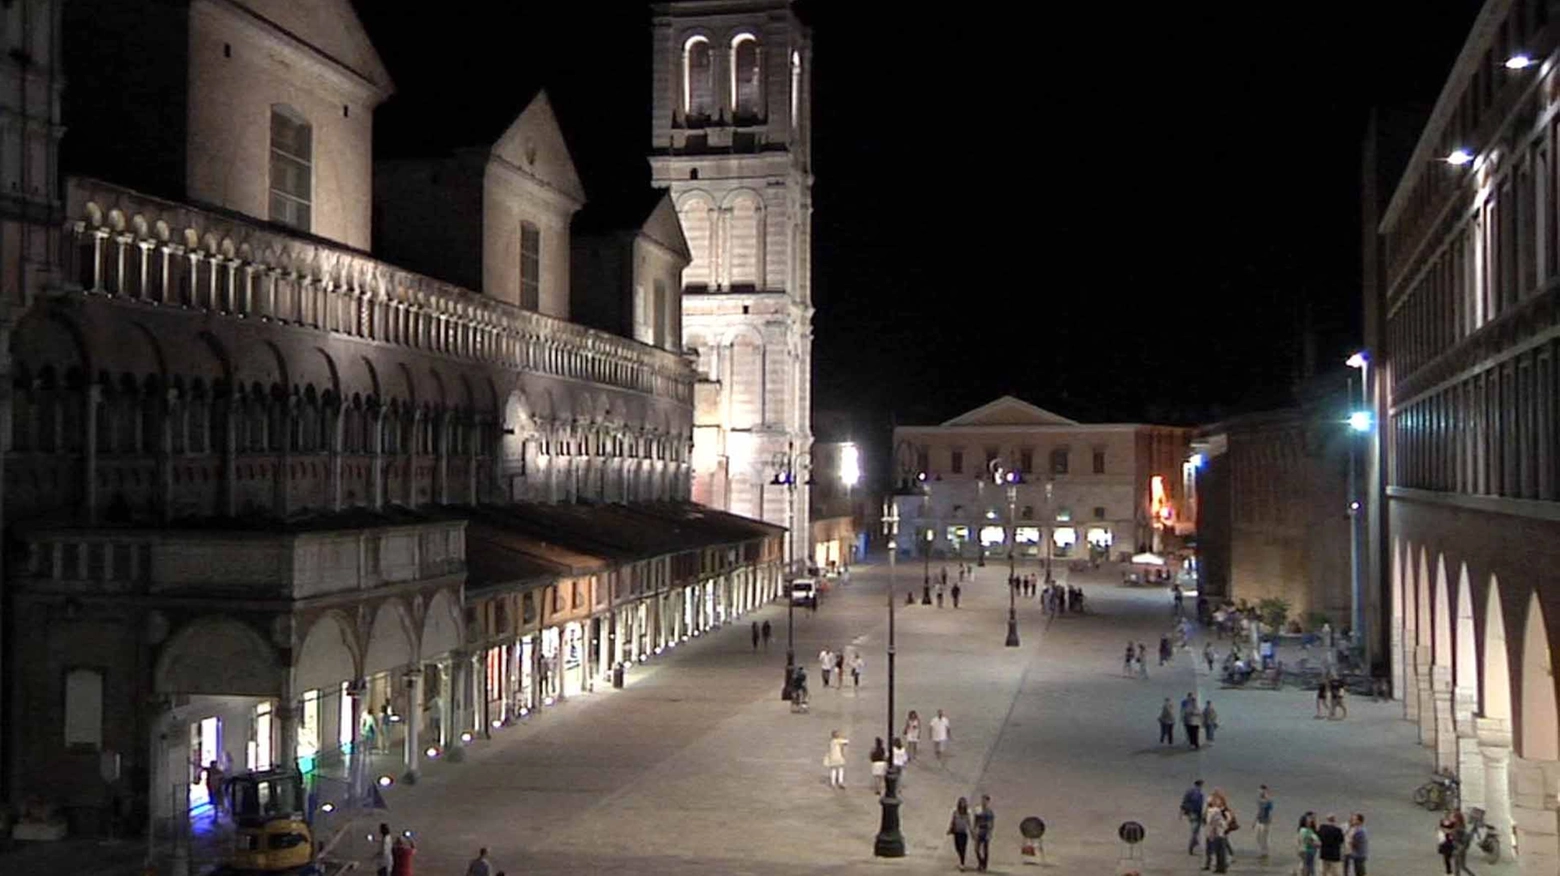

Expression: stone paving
xmin=346 ymin=557 xmax=1517 ymax=876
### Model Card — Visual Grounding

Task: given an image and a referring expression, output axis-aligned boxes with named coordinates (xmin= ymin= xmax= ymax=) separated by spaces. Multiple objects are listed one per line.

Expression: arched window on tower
xmin=790 ymin=50 xmax=802 ymax=131
xmin=683 ymin=36 xmax=714 ymax=125
xmin=678 ymin=196 xmax=714 ymax=292
xmin=731 ymin=34 xmax=763 ymax=124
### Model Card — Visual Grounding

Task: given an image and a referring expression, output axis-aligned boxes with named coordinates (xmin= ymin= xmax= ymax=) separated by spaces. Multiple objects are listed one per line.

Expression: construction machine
xmin=215 ymin=768 xmax=320 ymax=875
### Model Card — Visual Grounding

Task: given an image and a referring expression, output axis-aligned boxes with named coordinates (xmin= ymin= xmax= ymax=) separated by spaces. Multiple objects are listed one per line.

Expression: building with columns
xmin=1363 ymin=1 xmax=1560 ymax=869
xmin=0 ymin=0 xmax=789 ymax=844
xmin=648 ymin=0 xmax=815 ymax=570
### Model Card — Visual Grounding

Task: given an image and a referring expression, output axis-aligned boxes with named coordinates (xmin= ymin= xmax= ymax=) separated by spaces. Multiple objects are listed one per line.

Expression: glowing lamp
xmin=319 ymin=802 xmax=336 ymax=813
xmin=1349 ymin=411 xmax=1373 ymax=432
xmin=459 ymin=732 xmax=474 ymax=743
xmin=376 ymin=775 xmax=394 ymax=788
xmin=1350 ymin=501 xmax=1361 ymax=512
xmin=491 ymin=719 xmax=503 ymax=729
xmin=1345 ymin=351 xmax=1368 ymax=369
xmin=1445 ymin=149 xmax=1474 ymax=166
xmin=1506 ymin=54 xmax=1533 ymax=70
xmin=425 ymin=746 xmax=440 ymax=759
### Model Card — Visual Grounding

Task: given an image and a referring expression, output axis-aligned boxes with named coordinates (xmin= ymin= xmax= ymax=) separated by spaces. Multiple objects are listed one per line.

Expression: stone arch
xmin=294 ymin=611 xmax=359 ymax=693
xmin=1434 ymin=554 xmax=1453 ymax=668
xmin=363 ymin=599 xmax=416 ymax=676
xmin=676 ymin=192 xmax=716 ymax=289
xmin=1455 ymin=563 xmax=1478 ymax=699
xmin=420 ymin=590 xmax=461 ymax=661
xmin=722 ymin=189 xmax=765 ymax=288
xmin=1417 ymin=546 xmax=1433 ymax=653
xmin=1392 ymin=536 xmax=1407 ymax=698
xmin=1485 ymin=575 xmax=1512 ymax=720
xmin=1519 ymin=590 xmax=1559 ymax=761
xmin=154 ymin=616 xmax=281 ymax=696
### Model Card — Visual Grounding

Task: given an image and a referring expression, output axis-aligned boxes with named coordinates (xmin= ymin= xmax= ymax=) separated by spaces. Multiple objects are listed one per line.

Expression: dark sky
xmin=355 ymin=0 xmax=1485 ymax=440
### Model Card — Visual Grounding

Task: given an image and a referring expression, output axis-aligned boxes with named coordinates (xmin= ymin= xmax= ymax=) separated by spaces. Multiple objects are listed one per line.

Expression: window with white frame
xmin=269 ymin=106 xmax=312 ymax=231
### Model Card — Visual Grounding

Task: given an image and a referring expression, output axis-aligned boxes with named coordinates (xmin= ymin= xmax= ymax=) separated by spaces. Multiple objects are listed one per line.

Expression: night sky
xmin=355 ymin=0 xmax=1485 ymax=446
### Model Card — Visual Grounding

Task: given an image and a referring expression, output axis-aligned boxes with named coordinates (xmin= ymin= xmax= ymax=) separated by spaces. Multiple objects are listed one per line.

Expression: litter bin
xmin=612 ymin=662 xmax=625 ymax=689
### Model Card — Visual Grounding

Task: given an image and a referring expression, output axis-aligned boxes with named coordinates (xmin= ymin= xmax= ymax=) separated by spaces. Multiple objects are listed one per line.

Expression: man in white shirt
xmin=819 ymin=649 xmax=833 ymax=687
xmin=929 ymin=709 xmax=951 ymax=761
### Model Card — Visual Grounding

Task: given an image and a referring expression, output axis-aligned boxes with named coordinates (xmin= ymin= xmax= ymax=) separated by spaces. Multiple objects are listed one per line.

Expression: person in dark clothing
xmin=761 ymin=620 xmax=772 ymax=650
xmin=751 ymin=622 xmax=759 ymax=651
xmin=1316 ymin=813 xmax=1346 ymax=875
xmin=973 ymin=794 xmax=995 ymax=872
xmin=951 ymin=583 xmax=962 ymax=608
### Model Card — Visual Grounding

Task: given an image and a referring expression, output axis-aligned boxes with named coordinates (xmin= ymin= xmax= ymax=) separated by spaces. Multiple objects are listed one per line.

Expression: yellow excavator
xmin=217 ymin=768 xmax=319 ymax=875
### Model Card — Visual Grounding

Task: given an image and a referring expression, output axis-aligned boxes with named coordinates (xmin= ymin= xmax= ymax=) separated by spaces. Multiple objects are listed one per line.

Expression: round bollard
xmin=1020 ymin=816 xmax=1046 ymax=863
xmin=1118 ymin=820 xmax=1145 ymax=844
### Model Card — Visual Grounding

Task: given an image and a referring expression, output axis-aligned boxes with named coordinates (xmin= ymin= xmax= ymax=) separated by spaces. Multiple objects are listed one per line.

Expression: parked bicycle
xmin=1414 ymin=771 xmax=1461 ymax=811
xmin=1467 ymin=807 xmax=1502 ymax=863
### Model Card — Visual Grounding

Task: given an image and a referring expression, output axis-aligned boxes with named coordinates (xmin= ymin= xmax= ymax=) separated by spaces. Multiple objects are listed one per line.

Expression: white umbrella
xmin=1130 ymin=552 xmax=1166 ymax=566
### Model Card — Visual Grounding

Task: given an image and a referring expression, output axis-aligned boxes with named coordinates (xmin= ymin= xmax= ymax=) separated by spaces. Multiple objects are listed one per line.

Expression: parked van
xmin=790 ymin=578 xmax=817 ymax=607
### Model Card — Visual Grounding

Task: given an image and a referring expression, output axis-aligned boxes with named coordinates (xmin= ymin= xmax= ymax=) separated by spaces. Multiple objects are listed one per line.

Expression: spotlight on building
xmin=1345 ymin=351 xmax=1368 ymax=369
xmin=1445 ymin=148 xmax=1475 ymax=166
xmin=1349 ymin=411 xmax=1373 ymax=432
xmin=1506 ymin=53 xmax=1533 ymax=70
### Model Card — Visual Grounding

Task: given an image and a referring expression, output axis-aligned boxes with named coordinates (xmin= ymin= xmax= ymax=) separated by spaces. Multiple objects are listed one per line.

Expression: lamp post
xmin=992 ymin=463 xmax=1021 ymax=647
xmin=1346 ymin=352 xmax=1371 ymax=660
xmin=875 ymin=491 xmax=907 ymax=857
xmin=773 ymin=443 xmax=813 ymax=700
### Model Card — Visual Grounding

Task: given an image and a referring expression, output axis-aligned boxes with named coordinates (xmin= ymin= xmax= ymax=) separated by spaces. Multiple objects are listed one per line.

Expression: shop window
xmin=63 ymin=667 xmax=104 ymax=749
xmin=985 ymin=446 xmax=999 ymax=468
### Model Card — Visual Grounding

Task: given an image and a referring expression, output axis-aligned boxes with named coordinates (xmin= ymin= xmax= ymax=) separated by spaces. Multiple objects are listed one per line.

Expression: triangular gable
xmin=238 ymin=0 xmax=394 ymax=98
xmin=491 ymin=91 xmax=586 ymax=206
xmin=940 ymin=395 xmax=1079 ymax=427
xmin=643 ymin=190 xmax=692 ymax=262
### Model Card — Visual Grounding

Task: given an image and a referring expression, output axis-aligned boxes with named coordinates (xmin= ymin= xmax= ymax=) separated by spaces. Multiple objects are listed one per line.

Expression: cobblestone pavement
xmin=6 ymin=558 xmax=1514 ymax=875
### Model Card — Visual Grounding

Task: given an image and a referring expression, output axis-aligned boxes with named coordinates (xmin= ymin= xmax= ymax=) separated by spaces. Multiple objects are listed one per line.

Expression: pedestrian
xmin=1438 ymin=810 xmax=1460 ymax=874
xmin=1450 ymin=809 xmax=1476 ymax=875
xmin=1203 ymin=641 xmax=1216 ymax=672
xmin=1181 ymin=780 xmax=1206 ymax=856
xmin=1316 ymin=813 xmax=1345 ymax=876
xmin=851 ymin=653 xmax=864 ymax=689
xmin=1347 ymin=813 xmax=1368 ymax=876
xmin=464 ymin=847 xmax=493 ymax=876
xmin=891 ymin=736 xmax=909 ymax=791
xmin=1174 ymin=583 xmax=1185 ymax=616
xmin=1342 ymin=814 xmax=1359 ymax=876
xmin=1254 ymin=785 xmax=1274 ymax=863
xmin=823 ymin=729 xmax=849 ymax=789
xmin=1182 ymin=692 xmax=1202 ymax=749
xmin=761 ymin=619 xmax=772 ymax=650
xmin=205 ymin=760 xmax=225 ymax=819
xmin=936 ymin=583 xmax=945 ymax=608
xmin=751 ymin=621 xmax=759 ymax=651
xmin=391 ymin=834 xmax=416 ymax=876
xmin=948 ymin=796 xmax=972 ymax=871
xmin=1331 ymin=678 xmax=1348 ymax=719
xmin=1159 ymin=634 xmax=1173 ymax=666
xmin=1204 ymin=800 xmax=1229 ymax=872
xmin=819 ymin=648 xmax=833 ymax=687
xmin=951 ymin=583 xmax=962 ymax=608
xmin=1203 ymin=700 xmax=1219 ymax=744
xmin=869 ymin=737 xmax=888 ymax=794
xmin=1158 ymin=698 xmax=1176 ymax=745
xmin=376 ymin=823 xmax=393 ymax=876
xmin=930 ymin=709 xmax=951 ymax=761
xmin=904 ymin=710 xmax=921 ymax=761
xmin=973 ymin=793 xmax=995 ymax=872
xmin=1316 ymin=679 xmax=1329 ymax=719
xmin=835 ymin=650 xmax=845 ymax=687
xmin=1136 ymin=642 xmax=1149 ymax=678
xmin=1124 ymin=641 xmax=1136 ymax=677
xmin=1296 ymin=812 xmax=1320 ymax=876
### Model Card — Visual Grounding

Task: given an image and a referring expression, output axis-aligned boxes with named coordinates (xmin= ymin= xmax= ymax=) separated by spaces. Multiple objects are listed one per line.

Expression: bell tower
xmin=649 ymin=1 xmax=813 ymax=565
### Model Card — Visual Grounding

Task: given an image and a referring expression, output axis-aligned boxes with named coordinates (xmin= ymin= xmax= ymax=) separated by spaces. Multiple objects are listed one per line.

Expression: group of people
xmin=1436 ymin=807 xmax=1486 ymax=875
xmin=817 ymin=647 xmax=864 ymax=689
xmin=1043 ymin=583 xmax=1084 ymax=615
xmin=858 ymin=710 xmax=953 ymax=794
xmin=946 ymin=793 xmax=996 ymax=871
xmin=372 ymin=823 xmax=420 ymax=876
xmin=1181 ymin=782 xmax=1369 ymax=875
xmin=1315 ymin=675 xmax=1351 ymax=719
xmin=1158 ymin=692 xmax=1219 ymax=747
xmin=749 ymin=619 xmax=773 ymax=651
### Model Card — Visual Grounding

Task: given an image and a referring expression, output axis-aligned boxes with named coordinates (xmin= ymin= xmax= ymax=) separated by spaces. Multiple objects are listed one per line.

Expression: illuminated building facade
xmin=889 ymin=397 xmax=1192 ymax=566
xmin=649 ymin=0 xmax=815 ymax=565
xmin=1364 ymin=1 xmax=1560 ymax=868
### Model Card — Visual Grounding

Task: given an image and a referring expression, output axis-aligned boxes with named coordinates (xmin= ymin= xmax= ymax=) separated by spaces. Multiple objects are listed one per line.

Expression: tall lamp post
xmin=875 ymin=482 xmax=912 ymax=857
xmin=773 ymin=443 xmax=813 ymax=700
xmin=995 ymin=464 xmax=1021 ymax=647
xmin=1346 ymin=352 xmax=1371 ymax=659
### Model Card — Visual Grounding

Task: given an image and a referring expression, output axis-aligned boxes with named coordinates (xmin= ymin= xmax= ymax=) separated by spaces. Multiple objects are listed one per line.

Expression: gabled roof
xmin=239 ymin=0 xmax=394 ymax=99
xmin=573 ymin=188 xmax=690 ymax=261
xmin=939 ymin=395 xmax=1080 ymax=428
xmin=491 ymin=90 xmax=586 ymax=205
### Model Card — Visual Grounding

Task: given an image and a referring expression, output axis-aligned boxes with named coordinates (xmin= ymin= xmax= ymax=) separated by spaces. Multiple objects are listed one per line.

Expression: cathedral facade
xmin=649 ymin=0 xmax=814 ymax=569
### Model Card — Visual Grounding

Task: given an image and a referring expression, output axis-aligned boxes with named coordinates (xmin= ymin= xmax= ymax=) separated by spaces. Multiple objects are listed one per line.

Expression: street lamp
xmin=1004 ymin=469 xmax=1021 ymax=648
xmin=1346 ymin=352 xmax=1370 ymax=662
xmin=1506 ymin=53 xmax=1534 ymax=70
xmin=773 ymin=444 xmax=814 ymax=701
xmin=874 ymin=491 xmax=908 ymax=858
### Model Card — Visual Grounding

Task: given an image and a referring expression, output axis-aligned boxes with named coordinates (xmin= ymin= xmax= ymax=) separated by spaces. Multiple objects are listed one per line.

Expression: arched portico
xmin=1453 ymin=564 xmax=1482 ymax=808
xmin=1512 ymin=590 xmax=1560 ymax=875
xmin=1432 ymin=555 xmax=1456 ymax=770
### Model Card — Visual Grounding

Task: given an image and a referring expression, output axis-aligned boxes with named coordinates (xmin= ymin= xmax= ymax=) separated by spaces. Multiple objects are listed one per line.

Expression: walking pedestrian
xmin=936 ymin=583 xmax=945 ymax=608
xmin=951 ymin=583 xmax=962 ymax=608
xmin=1203 ymin=641 xmax=1216 ymax=672
xmin=1438 ymin=810 xmax=1461 ymax=874
xmin=973 ymin=794 xmax=995 ymax=872
xmin=948 ymin=796 xmax=972 ymax=871
xmin=904 ymin=710 xmax=921 ymax=761
xmin=1316 ymin=813 xmax=1345 ymax=876
xmin=823 ymin=729 xmax=849 ymax=789
xmin=1316 ymin=679 xmax=1329 ymax=719
xmin=1181 ymin=780 xmax=1206 ymax=855
xmin=1203 ymin=700 xmax=1219 ymax=744
xmin=1181 ymin=692 xmax=1202 ymax=749
xmin=1331 ymin=678 xmax=1348 ymax=719
xmin=930 ymin=709 xmax=951 ymax=761
xmin=205 ymin=760 xmax=225 ymax=819
xmin=1159 ymin=634 xmax=1173 ymax=666
xmin=1450 ymin=809 xmax=1476 ymax=875
xmin=751 ymin=621 xmax=759 ymax=651
xmin=819 ymin=648 xmax=833 ymax=688
xmin=1254 ymin=785 xmax=1274 ymax=863
xmin=1158 ymin=698 xmax=1176 ymax=745
xmin=376 ymin=823 xmax=393 ymax=876
xmin=1136 ymin=642 xmax=1149 ymax=678
xmin=1347 ymin=813 xmax=1368 ymax=876
xmin=1204 ymin=801 xmax=1229 ymax=872
xmin=1296 ymin=812 xmax=1320 ymax=876
xmin=1124 ymin=641 xmax=1136 ymax=677
xmin=391 ymin=834 xmax=416 ymax=876
xmin=851 ymin=653 xmax=864 ymax=689
xmin=464 ymin=848 xmax=493 ymax=876
xmin=761 ymin=619 xmax=772 ymax=650
xmin=835 ymin=651 xmax=845 ymax=687
xmin=869 ymin=737 xmax=888 ymax=794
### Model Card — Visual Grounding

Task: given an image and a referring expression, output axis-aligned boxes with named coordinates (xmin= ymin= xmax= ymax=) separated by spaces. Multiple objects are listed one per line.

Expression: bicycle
xmin=1414 ymin=771 xmax=1460 ymax=811
xmin=1467 ymin=807 xmax=1501 ymax=863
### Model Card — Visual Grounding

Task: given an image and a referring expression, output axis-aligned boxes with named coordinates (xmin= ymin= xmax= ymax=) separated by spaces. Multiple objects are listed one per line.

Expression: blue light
xmin=1349 ymin=411 xmax=1373 ymax=432
xmin=1189 ymin=453 xmax=1204 ymax=468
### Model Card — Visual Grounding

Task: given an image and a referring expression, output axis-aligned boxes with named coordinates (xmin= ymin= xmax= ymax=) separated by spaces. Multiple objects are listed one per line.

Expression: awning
xmin=1130 ymin=552 xmax=1166 ymax=566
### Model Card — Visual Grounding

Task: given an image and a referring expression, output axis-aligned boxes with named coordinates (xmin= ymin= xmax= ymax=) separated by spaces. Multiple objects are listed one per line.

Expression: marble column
xmin=1478 ymin=717 xmax=1514 ymax=859
xmin=1454 ymin=685 xmax=1485 ymax=812
xmin=1433 ymin=666 xmax=1457 ymax=772
xmin=1510 ymin=753 xmax=1560 ymax=875
xmin=1416 ymin=646 xmax=1435 ymax=746
xmin=402 ymin=668 xmax=422 ymax=784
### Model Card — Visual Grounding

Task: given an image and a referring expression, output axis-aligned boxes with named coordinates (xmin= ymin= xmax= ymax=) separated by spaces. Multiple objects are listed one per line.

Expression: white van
xmin=790 ymin=578 xmax=817 ymax=606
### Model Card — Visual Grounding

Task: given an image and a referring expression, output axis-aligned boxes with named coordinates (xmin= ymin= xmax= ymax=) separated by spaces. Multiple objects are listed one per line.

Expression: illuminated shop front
xmin=979 ymin=526 xmax=1006 ymax=546
xmin=1052 ymin=526 xmax=1077 ymax=557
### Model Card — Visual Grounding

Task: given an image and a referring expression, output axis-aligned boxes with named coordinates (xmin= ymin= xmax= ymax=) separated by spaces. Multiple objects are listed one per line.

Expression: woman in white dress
xmin=823 ymin=729 xmax=849 ymax=788
xmin=904 ymin=710 xmax=922 ymax=761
